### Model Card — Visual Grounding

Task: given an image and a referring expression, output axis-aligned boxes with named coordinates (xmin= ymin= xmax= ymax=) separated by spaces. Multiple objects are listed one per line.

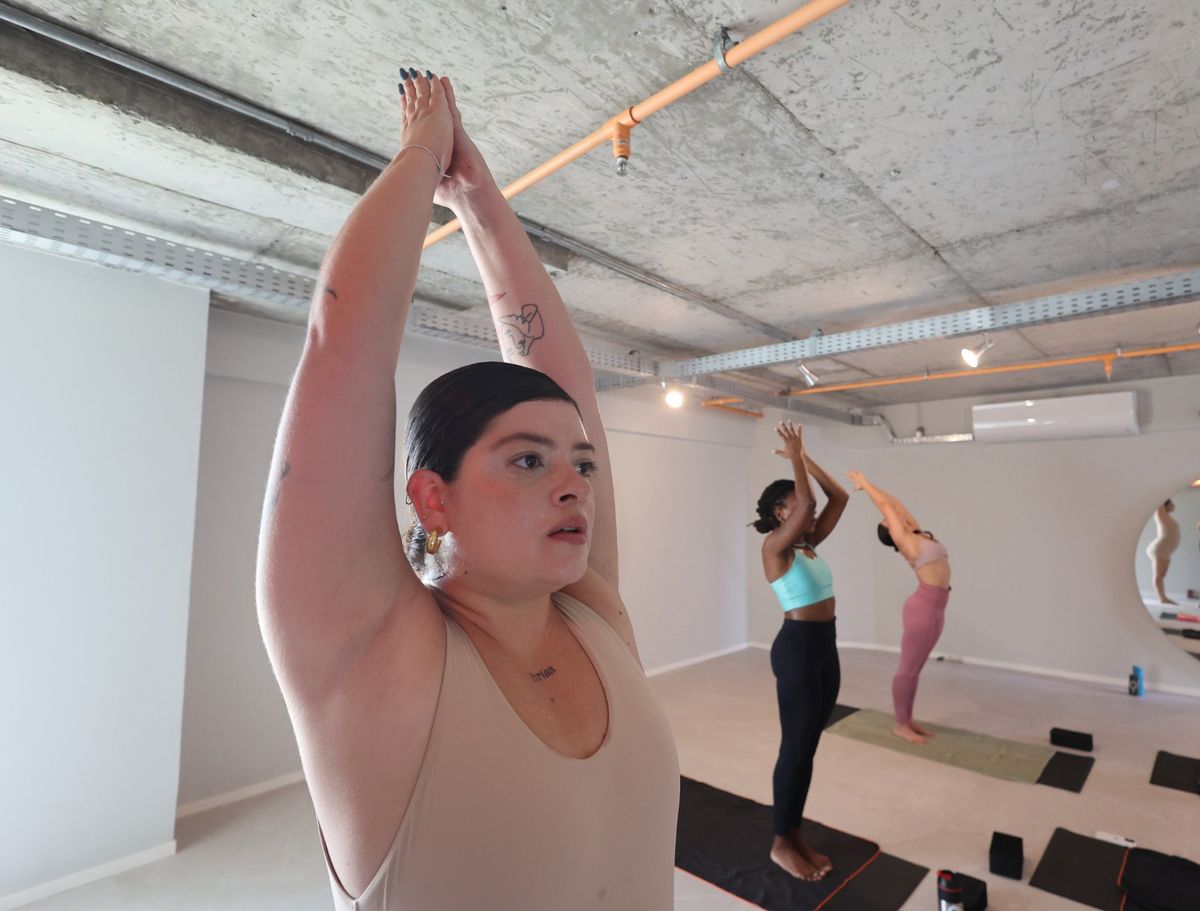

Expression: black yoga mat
xmin=676 ymin=776 xmax=927 ymax=911
xmin=1029 ymin=828 xmax=1126 ymax=911
xmin=1037 ymin=750 xmax=1096 ymax=793
xmin=824 ymin=703 xmax=860 ymax=729
xmin=1150 ymin=750 xmax=1200 ymax=795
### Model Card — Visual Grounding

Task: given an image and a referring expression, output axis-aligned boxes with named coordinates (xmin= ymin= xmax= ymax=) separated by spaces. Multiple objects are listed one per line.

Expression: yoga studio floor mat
xmin=1150 ymin=750 xmax=1200 ymax=795
xmin=824 ymin=703 xmax=859 ymax=729
xmin=1036 ymin=750 xmax=1096 ymax=793
xmin=826 ymin=708 xmax=1093 ymax=790
xmin=1029 ymin=828 xmax=1129 ymax=910
xmin=676 ymin=776 xmax=927 ymax=911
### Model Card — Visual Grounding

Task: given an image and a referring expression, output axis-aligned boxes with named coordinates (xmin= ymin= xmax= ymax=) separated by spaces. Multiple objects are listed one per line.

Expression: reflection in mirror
xmin=1136 ymin=484 xmax=1200 ymax=661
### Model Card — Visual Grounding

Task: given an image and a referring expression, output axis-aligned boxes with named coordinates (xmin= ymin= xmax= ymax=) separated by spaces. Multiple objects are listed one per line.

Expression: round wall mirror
xmin=1136 ymin=484 xmax=1200 ymax=661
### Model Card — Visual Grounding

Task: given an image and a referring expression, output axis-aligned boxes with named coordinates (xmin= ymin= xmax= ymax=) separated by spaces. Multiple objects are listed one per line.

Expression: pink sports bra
xmin=907 ymin=534 xmax=949 ymax=570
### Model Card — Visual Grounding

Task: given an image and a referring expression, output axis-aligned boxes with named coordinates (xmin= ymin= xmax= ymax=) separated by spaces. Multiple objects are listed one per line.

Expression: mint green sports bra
xmin=769 ymin=547 xmax=835 ymax=610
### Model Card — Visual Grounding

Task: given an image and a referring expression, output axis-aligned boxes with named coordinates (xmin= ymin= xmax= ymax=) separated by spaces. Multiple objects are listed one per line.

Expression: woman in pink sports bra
xmin=257 ymin=71 xmax=677 ymax=910
xmin=848 ymin=471 xmax=951 ymax=745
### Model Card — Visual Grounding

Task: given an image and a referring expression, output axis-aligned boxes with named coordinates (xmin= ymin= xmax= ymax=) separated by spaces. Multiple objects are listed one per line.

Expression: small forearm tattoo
xmin=529 ymin=666 xmax=557 ymax=683
xmin=323 ymin=287 xmax=338 ymax=301
xmin=267 ymin=460 xmax=291 ymax=513
xmin=497 ymin=303 xmax=545 ymax=358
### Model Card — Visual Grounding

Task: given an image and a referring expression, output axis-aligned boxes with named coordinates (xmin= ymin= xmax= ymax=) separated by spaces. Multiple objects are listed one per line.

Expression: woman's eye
xmin=576 ymin=460 xmax=598 ymax=476
xmin=515 ymin=454 xmax=543 ymax=469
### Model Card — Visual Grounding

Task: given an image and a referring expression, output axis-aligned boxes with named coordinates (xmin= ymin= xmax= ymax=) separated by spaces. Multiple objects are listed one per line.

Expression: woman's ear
xmin=406 ymin=469 xmax=448 ymax=532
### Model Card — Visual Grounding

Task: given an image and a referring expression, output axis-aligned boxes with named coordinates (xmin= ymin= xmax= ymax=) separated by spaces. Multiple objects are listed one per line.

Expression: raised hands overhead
xmin=773 ymin=420 xmax=805 ymax=461
xmin=397 ymin=68 xmax=453 ymax=179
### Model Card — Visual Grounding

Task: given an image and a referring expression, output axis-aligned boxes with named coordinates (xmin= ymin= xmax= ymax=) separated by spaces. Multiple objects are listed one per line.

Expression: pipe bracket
xmin=713 ymin=27 xmax=737 ymax=74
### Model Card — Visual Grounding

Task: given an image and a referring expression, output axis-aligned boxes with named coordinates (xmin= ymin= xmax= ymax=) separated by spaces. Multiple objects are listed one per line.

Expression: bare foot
xmin=893 ymin=723 xmax=930 ymax=744
xmin=909 ymin=720 xmax=935 ymax=738
xmin=770 ymin=836 xmax=822 ymax=881
xmin=789 ymin=829 xmax=832 ymax=876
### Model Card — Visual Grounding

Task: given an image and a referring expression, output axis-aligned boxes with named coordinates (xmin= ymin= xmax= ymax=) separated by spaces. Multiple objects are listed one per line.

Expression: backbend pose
xmin=256 ymin=70 xmax=678 ymax=911
xmin=753 ymin=421 xmax=849 ymax=881
xmin=848 ymin=471 xmax=951 ymax=745
xmin=1146 ymin=499 xmax=1181 ymax=605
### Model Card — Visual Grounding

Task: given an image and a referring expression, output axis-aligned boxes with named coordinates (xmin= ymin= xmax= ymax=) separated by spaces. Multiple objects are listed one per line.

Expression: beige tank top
xmin=319 ymin=591 xmax=680 ymax=910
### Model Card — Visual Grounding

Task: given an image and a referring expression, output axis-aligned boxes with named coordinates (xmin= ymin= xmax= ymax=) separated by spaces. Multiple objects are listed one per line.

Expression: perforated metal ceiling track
xmin=0 ymin=196 xmax=652 ymax=376
xmin=0 ymin=196 xmax=315 ymax=314
xmin=659 ymin=270 xmax=1200 ymax=377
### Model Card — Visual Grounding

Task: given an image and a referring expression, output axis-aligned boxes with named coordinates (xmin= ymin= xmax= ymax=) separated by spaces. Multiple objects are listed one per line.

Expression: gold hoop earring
xmin=425 ymin=529 xmax=442 ymax=555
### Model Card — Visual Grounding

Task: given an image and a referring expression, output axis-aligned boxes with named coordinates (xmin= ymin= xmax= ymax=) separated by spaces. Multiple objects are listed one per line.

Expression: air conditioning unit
xmin=972 ymin=391 xmax=1139 ymax=443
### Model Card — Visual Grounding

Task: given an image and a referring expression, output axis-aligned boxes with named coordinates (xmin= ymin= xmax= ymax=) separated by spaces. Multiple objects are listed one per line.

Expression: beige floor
xmin=654 ymin=645 xmax=1200 ymax=910
xmin=19 ymin=647 xmax=1200 ymax=910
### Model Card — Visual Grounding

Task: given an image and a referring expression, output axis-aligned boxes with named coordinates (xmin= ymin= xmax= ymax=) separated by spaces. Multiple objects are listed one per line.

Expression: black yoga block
xmin=960 ymin=872 xmax=989 ymax=910
xmin=1050 ymin=727 xmax=1094 ymax=752
xmin=989 ymin=831 xmax=1024 ymax=880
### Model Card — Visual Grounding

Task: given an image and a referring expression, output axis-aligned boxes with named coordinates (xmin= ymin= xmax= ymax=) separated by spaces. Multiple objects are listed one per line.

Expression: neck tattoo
xmin=529 ymin=666 xmax=557 ymax=683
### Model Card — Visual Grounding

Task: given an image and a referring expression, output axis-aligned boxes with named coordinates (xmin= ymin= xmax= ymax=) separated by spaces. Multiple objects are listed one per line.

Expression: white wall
xmin=0 ymin=247 xmax=208 ymax=899
xmin=745 ymin=377 xmax=1200 ymax=696
xmin=181 ymin=309 xmax=757 ymax=808
xmin=602 ymin=388 xmax=756 ymax=670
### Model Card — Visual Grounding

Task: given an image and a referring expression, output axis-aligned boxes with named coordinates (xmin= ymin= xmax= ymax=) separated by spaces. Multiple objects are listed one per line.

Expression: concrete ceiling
xmin=1 ymin=0 xmax=1198 ymax=408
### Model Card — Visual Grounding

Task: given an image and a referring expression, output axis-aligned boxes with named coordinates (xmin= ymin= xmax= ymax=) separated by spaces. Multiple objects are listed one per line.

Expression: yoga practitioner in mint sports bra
xmin=752 ymin=421 xmax=849 ymax=882
xmin=848 ymin=470 xmax=952 ymax=746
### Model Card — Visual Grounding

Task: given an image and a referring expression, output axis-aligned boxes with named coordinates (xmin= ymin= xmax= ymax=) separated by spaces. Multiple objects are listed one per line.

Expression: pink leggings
xmin=892 ymin=582 xmax=950 ymax=726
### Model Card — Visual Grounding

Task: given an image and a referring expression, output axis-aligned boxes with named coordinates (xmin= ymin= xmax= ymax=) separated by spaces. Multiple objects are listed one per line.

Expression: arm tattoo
xmin=323 ymin=288 xmax=338 ymax=301
xmin=267 ymin=460 xmax=291 ymax=513
xmin=529 ymin=666 xmax=557 ymax=683
xmin=497 ymin=304 xmax=545 ymax=358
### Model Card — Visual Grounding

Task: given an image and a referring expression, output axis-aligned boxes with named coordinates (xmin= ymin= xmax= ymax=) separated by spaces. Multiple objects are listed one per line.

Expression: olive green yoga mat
xmin=826 ymin=708 xmax=1055 ymax=784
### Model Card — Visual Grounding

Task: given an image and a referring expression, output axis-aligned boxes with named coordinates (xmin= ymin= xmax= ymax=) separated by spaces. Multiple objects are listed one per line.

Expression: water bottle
xmin=1128 ymin=665 xmax=1144 ymax=697
xmin=937 ymin=870 xmax=965 ymax=911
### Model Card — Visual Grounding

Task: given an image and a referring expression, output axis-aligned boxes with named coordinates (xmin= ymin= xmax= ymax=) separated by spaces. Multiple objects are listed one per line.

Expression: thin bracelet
xmin=397 ymin=144 xmax=446 ymax=178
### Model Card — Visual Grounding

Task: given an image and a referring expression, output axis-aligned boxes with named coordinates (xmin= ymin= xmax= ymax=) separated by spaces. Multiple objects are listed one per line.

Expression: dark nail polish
xmin=425 ymin=69 xmax=433 ymax=79
xmin=398 ymin=83 xmax=405 ymax=95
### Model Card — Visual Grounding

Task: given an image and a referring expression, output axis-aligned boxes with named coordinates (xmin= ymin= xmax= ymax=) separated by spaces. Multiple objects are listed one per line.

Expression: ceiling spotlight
xmin=664 ymin=387 xmax=685 ymax=409
xmin=797 ymin=363 xmax=820 ymax=387
xmin=961 ymin=336 xmax=995 ymax=368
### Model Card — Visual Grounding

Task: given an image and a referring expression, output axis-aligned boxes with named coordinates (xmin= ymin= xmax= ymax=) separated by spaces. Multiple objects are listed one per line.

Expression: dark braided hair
xmin=751 ymin=479 xmax=795 ymax=534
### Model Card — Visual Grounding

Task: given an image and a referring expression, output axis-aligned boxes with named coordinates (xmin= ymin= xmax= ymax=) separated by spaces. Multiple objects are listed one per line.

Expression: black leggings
xmin=770 ymin=618 xmax=840 ymax=836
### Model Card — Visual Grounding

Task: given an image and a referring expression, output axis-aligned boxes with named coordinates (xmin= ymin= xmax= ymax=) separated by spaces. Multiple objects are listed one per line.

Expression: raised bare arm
xmin=765 ymin=421 xmax=818 ymax=555
xmin=434 ymin=83 xmax=619 ymax=588
xmin=255 ymin=73 xmax=453 ymax=698
xmin=803 ymin=454 xmax=849 ymax=547
xmin=848 ymin=471 xmax=920 ymax=557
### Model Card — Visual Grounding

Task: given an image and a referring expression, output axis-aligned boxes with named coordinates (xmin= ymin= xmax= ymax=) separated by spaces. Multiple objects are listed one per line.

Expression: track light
xmin=796 ymin=363 xmax=820 ymax=387
xmin=961 ymin=336 xmax=994 ymax=368
xmin=664 ymin=386 xmax=685 ymax=409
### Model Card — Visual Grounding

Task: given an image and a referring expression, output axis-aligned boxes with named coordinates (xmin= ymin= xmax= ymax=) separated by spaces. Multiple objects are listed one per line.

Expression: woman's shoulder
xmin=558 ymin=570 xmax=640 ymax=662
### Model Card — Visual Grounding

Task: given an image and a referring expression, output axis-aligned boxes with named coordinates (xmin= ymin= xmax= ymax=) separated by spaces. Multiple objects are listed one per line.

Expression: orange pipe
xmin=779 ymin=341 xmax=1200 ymax=396
xmin=703 ymin=396 xmax=743 ymax=405
xmin=424 ymin=0 xmax=854 ymax=248
xmin=702 ymin=400 xmax=764 ymax=418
